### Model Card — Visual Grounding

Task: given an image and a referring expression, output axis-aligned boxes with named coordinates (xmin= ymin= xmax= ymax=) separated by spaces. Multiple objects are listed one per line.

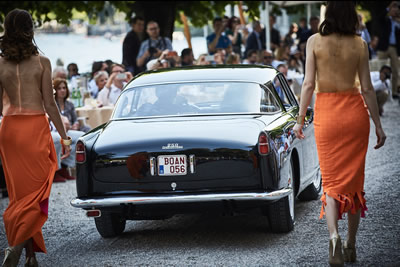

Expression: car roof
xmin=126 ymin=65 xmax=279 ymax=88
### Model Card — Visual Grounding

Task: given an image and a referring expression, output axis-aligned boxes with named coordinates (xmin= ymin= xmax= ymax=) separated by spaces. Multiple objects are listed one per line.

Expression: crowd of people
xmin=2 ymin=2 xmax=398 ymax=189
xmin=0 ymin=3 xmax=395 ymax=266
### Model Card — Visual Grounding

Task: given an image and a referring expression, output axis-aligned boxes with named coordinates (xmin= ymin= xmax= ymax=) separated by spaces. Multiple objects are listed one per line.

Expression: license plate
xmin=158 ymin=155 xmax=187 ymax=176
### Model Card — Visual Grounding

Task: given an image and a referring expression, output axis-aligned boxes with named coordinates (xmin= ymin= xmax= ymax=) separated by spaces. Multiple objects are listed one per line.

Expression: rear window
xmin=112 ymin=82 xmax=280 ymax=119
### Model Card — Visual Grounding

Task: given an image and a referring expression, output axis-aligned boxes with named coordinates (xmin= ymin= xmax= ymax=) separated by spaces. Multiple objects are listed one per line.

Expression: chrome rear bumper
xmin=70 ymin=188 xmax=292 ymax=209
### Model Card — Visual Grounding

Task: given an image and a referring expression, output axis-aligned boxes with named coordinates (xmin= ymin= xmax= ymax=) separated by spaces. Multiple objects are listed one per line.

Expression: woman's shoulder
xmin=37 ymin=54 xmax=51 ymax=66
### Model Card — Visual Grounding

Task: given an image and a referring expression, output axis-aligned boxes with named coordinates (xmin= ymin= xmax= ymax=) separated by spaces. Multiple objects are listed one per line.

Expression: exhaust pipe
xmin=86 ymin=209 xmax=101 ymax=218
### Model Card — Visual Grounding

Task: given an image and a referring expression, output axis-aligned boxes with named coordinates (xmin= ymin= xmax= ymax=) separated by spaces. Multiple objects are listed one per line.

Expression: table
xmin=75 ymin=106 xmax=114 ymax=128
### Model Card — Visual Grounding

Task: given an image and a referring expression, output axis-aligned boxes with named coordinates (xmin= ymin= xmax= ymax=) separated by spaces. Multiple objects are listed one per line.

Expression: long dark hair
xmin=319 ymin=1 xmax=359 ymax=36
xmin=0 ymin=9 xmax=39 ymax=62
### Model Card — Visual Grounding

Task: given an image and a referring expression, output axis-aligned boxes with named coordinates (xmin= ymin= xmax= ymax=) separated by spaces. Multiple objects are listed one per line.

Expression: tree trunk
xmin=132 ymin=1 xmax=177 ymax=41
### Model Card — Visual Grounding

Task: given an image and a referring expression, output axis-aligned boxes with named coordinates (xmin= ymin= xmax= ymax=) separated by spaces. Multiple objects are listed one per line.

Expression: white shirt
xmin=97 ymin=87 xmax=111 ymax=106
xmin=370 ymin=71 xmax=391 ymax=92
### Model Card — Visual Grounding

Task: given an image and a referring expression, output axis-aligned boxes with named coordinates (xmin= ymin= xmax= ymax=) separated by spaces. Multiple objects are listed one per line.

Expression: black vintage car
xmin=71 ymin=65 xmax=321 ymax=237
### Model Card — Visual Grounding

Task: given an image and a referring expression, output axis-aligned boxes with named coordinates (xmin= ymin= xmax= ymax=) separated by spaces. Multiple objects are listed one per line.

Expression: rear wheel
xmin=298 ymin=168 xmax=322 ymax=201
xmin=94 ymin=212 xmax=126 ymax=238
xmin=267 ymin=159 xmax=295 ymax=233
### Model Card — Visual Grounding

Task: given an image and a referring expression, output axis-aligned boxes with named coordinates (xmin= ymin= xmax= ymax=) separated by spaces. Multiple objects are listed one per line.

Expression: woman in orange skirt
xmin=293 ymin=2 xmax=386 ymax=267
xmin=0 ymin=9 xmax=71 ymax=267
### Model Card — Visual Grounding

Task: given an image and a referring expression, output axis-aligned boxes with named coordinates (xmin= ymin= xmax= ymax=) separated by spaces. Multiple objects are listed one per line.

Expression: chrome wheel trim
xmin=288 ymin=162 xmax=295 ymax=221
xmin=313 ymin=168 xmax=322 ymax=190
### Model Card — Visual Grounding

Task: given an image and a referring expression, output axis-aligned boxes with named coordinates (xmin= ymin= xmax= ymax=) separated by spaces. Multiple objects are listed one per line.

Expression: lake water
xmin=34 ymin=33 xmax=208 ymax=73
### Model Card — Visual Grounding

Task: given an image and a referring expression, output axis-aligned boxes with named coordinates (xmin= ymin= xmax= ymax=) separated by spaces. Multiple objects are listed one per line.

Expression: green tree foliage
xmin=0 ymin=1 xmax=264 ymax=33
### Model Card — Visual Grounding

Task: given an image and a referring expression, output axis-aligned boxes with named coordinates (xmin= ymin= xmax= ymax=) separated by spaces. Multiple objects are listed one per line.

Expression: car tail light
xmin=76 ymin=141 xmax=86 ymax=163
xmin=86 ymin=210 xmax=101 ymax=218
xmin=258 ymin=133 xmax=269 ymax=155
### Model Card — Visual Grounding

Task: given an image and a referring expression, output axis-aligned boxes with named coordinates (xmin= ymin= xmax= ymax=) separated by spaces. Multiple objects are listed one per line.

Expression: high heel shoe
xmin=25 ymin=255 xmax=38 ymax=267
xmin=329 ymin=235 xmax=344 ymax=267
xmin=343 ymin=241 xmax=356 ymax=262
xmin=2 ymin=246 xmax=23 ymax=267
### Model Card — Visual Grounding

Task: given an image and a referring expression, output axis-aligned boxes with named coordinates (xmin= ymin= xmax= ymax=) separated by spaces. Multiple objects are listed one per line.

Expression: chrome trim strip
xmin=189 ymin=155 xmax=195 ymax=174
xmin=149 ymin=157 xmax=155 ymax=176
xmin=70 ymin=188 xmax=292 ymax=209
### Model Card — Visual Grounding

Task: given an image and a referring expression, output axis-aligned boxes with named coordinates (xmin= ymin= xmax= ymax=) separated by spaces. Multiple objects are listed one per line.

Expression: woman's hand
xmin=61 ymin=144 xmax=71 ymax=160
xmin=72 ymin=122 xmax=80 ymax=131
xmin=374 ymin=126 xmax=386 ymax=149
xmin=293 ymin=123 xmax=305 ymax=139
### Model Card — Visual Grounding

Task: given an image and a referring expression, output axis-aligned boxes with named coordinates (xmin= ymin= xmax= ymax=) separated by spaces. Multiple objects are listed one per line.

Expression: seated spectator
xmin=371 ymin=65 xmax=392 ymax=116
xmin=67 ymin=62 xmax=79 ymax=80
xmin=226 ymin=53 xmax=241 ymax=64
xmin=94 ymin=71 xmax=109 ymax=98
xmin=136 ymin=21 xmax=173 ymax=70
xmin=181 ymin=48 xmax=195 ymax=66
xmin=50 ymin=116 xmax=85 ymax=182
xmin=207 ymin=17 xmax=232 ymax=55
xmin=54 ymin=78 xmax=91 ymax=133
xmin=262 ymin=50 xmax=275 ymax=66
xmin=242 ymin=49 xmax=258 ymax=65
xmin=98 ymin=63 xmax=133 ymax=106
xmin=288 ymin=55 xmax=303 ymax=75
xmin=290 ymin=48 xmax=304 ymax=74
xmin=88 ymin=61 xmax=108 ymax=98
xmin=52 ymin=66 xmax=68 ymax=80
xmin=104 ymin=59 xmax=114 ymax=74
xmin=213 ymin=48 xmax=226 ymax=64
xmin=195 ymin=54 xmax=212 ymax=65
xmin=146 ymin=50 xmax=182 ymax=70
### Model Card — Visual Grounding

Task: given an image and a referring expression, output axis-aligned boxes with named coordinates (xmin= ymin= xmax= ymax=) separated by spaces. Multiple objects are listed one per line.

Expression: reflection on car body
xmin=71 ymin=65 xmax=321 ymax=237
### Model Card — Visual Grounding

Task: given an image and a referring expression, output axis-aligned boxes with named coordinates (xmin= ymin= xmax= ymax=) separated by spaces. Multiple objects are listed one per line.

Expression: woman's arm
xmin=0 ymin=81 xmax=3 ymax=116
xmin=358 ymin=40 xmax=386 ymax=149
xmin=40 ymin=56 xmax=68 ymax=140
xmin=293 ymin=35 xmax=316 ymax=139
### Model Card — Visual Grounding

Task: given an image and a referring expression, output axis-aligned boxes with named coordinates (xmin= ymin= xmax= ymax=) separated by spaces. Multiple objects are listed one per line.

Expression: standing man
xmin=299 ymin=16 xmax=320 ymax=45
xmin=245 ymin=20 xmax=264 ymax=58
xmin=266 ymin=15 xmax=281 ymax=52
xmin=377 ymin=1 xmax=400 ymax=99
xmin=207 ymin=17 xmax=232 ymax=55
xmin=122 ymin=16 xmax=145 ymax=75
xmin=136 ymin=21 xmax=173 ymax=71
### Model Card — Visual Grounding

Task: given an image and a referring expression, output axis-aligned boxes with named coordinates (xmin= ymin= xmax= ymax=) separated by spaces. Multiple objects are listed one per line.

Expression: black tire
xmin=94 ymin=212 xmax=126 ymax=238
xmin=298 ymin=168 xmax=322 ymax=201
xmin=267 ymin=160 xmax=295 ymax=233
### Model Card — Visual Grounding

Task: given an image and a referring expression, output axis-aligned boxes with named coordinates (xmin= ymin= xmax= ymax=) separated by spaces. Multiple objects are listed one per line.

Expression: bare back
xmin=0 ymin=55 xmax=52 ymax=116
xmin=313 ymin=33 xmax=367 ymax=93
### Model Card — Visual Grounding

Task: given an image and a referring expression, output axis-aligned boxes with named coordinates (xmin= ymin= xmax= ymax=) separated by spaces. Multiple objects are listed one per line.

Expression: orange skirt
xmin=0 ymin=115 xmax=57 ymax=253
xmin=314 ymin=92 xmax=369 ymax=219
